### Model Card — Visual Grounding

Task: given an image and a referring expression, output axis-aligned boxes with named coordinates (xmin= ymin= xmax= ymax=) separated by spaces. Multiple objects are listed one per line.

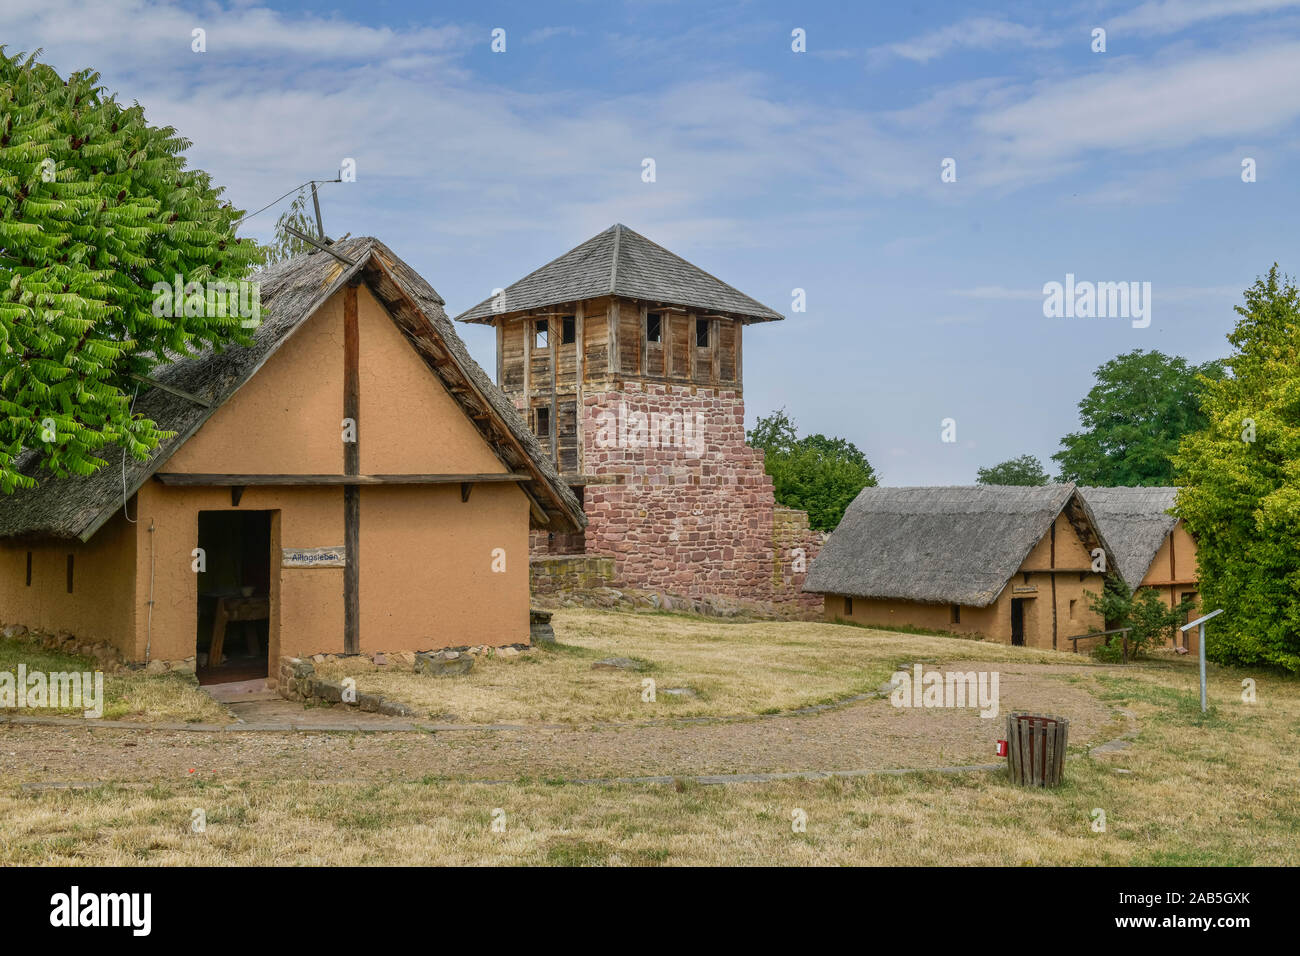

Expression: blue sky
xmin=3 ymin=0 xmax=1298 ymax=483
